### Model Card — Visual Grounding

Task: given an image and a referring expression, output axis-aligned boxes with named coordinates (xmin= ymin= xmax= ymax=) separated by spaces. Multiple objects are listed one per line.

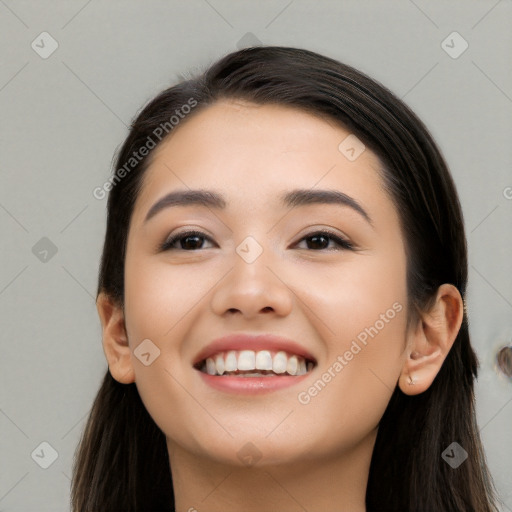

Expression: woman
xmin=71 ymin=46 xmax=501 ymax=511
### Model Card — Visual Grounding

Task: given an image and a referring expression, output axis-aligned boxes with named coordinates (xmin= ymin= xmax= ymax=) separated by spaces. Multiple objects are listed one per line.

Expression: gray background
xmin=1 ymin=1 xmax=511 ymax=510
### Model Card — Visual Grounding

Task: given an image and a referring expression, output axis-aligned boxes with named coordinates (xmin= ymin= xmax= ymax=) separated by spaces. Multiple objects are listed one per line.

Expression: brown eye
xmin=160 ymin=230 xmax=216 ymax=251
xmin=295 ymin=230 xmax=354 ymax=251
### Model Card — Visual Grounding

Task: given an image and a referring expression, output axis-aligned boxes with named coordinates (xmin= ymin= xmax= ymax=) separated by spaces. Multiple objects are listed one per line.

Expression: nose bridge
xmin=235 ymin=233 xmax=268 ymax=267
xmin=229 ymin=205 xmax=276 ymax=269
xmin=231 ymin=232 xmax=276 ymax=291
xmin=210 ymin=231 xmax=293 ymax=318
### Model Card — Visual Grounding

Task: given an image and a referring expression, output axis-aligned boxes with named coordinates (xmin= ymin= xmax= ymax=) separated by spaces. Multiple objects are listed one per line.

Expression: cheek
xmin=292 ymin=248 xmax=407 ymax=433
xmin=122 ymin=253 xmax=224 ymax=448
xmin=299 ymin=243 xmax=407 ymax=353
xmin=123 ymin=252 xmax=212 ymax=342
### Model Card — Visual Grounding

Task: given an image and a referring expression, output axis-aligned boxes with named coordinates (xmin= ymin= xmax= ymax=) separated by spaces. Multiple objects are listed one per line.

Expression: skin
xmin=98 ymin=99 xmax=463 ymax=512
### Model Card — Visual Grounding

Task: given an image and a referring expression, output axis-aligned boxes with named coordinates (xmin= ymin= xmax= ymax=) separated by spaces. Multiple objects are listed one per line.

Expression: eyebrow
xmin=144 ymin=188 xmax=373 ymax=227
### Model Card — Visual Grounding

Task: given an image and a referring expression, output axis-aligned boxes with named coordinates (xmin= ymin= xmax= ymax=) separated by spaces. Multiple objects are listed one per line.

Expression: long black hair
xmin=71 ymin=46 xmax=500 ymax=511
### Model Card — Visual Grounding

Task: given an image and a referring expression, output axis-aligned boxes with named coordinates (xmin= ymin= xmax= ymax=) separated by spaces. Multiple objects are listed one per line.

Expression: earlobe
xmin=96 ymin=292 xmax=135 ymax=384
xmin=399 ymin=284 xmax=464 ymax=396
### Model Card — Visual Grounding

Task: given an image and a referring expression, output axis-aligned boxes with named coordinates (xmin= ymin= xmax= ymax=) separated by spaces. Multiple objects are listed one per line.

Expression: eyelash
xmin=159 ymin=229 xmax=354 ymax=252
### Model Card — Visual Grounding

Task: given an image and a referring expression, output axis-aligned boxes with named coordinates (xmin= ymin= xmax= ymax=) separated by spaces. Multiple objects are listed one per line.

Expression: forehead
xmin=132 ymin=99 xmax=394 ymax=226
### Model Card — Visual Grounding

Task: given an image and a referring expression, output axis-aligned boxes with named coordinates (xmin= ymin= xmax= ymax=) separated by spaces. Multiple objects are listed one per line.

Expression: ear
xmin=399 ymin=283 xmax=464 ymax=395
xmin=96 ymin=292 xmax=135 ymax=384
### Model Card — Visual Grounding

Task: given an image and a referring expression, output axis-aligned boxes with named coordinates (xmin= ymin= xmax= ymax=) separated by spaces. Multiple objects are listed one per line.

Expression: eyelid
xmin=293 ymin=225 xmax=351 ymax=243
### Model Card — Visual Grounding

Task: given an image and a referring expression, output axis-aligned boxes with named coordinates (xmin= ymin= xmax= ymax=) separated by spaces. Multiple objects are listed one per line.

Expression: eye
xmin=160 ymin=230 xmax=216 ymax=251
xmin=294 ymin=229 xmax=354 ymax=251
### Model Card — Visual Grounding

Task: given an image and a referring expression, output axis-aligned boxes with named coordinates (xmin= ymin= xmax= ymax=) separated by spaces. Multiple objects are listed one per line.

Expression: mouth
xmin=194 ymin=349 xmax=316 ymax=377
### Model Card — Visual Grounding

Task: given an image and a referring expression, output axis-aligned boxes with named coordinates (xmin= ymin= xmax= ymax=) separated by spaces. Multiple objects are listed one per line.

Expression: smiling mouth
xmin=194 ymin=349 xmax=316 ymax=377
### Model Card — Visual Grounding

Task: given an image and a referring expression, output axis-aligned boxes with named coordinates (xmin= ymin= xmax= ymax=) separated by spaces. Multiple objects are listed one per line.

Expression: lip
xmin=197 ymin=371 xmax=311 ymax=394
xmin=192 ymin=333 xmax=317 ymax=394
xmin=192 ymin=333 xmax=317 ymax=367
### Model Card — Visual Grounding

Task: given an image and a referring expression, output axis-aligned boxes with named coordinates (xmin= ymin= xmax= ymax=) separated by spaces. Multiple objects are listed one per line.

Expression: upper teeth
xmin=201 ymin=350 xmax=312 ymax=376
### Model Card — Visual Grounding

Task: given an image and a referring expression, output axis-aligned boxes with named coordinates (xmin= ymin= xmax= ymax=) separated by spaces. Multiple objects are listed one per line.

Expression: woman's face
xmin=122 ymin=99 xmax=410 ymax=467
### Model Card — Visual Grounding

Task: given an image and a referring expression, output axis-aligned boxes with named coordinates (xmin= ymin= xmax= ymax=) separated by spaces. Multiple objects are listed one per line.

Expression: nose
xmin=210 ymin=241 xmax=294 ymax=320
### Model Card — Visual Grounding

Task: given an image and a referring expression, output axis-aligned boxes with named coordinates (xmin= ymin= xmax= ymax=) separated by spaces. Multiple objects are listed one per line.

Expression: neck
xmin=167 ymin=429 xmax=376 ymax=512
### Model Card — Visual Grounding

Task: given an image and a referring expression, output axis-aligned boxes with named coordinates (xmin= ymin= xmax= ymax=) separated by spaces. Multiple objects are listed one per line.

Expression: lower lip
xmin=196 ymin=369 xmax=311 ymax=394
